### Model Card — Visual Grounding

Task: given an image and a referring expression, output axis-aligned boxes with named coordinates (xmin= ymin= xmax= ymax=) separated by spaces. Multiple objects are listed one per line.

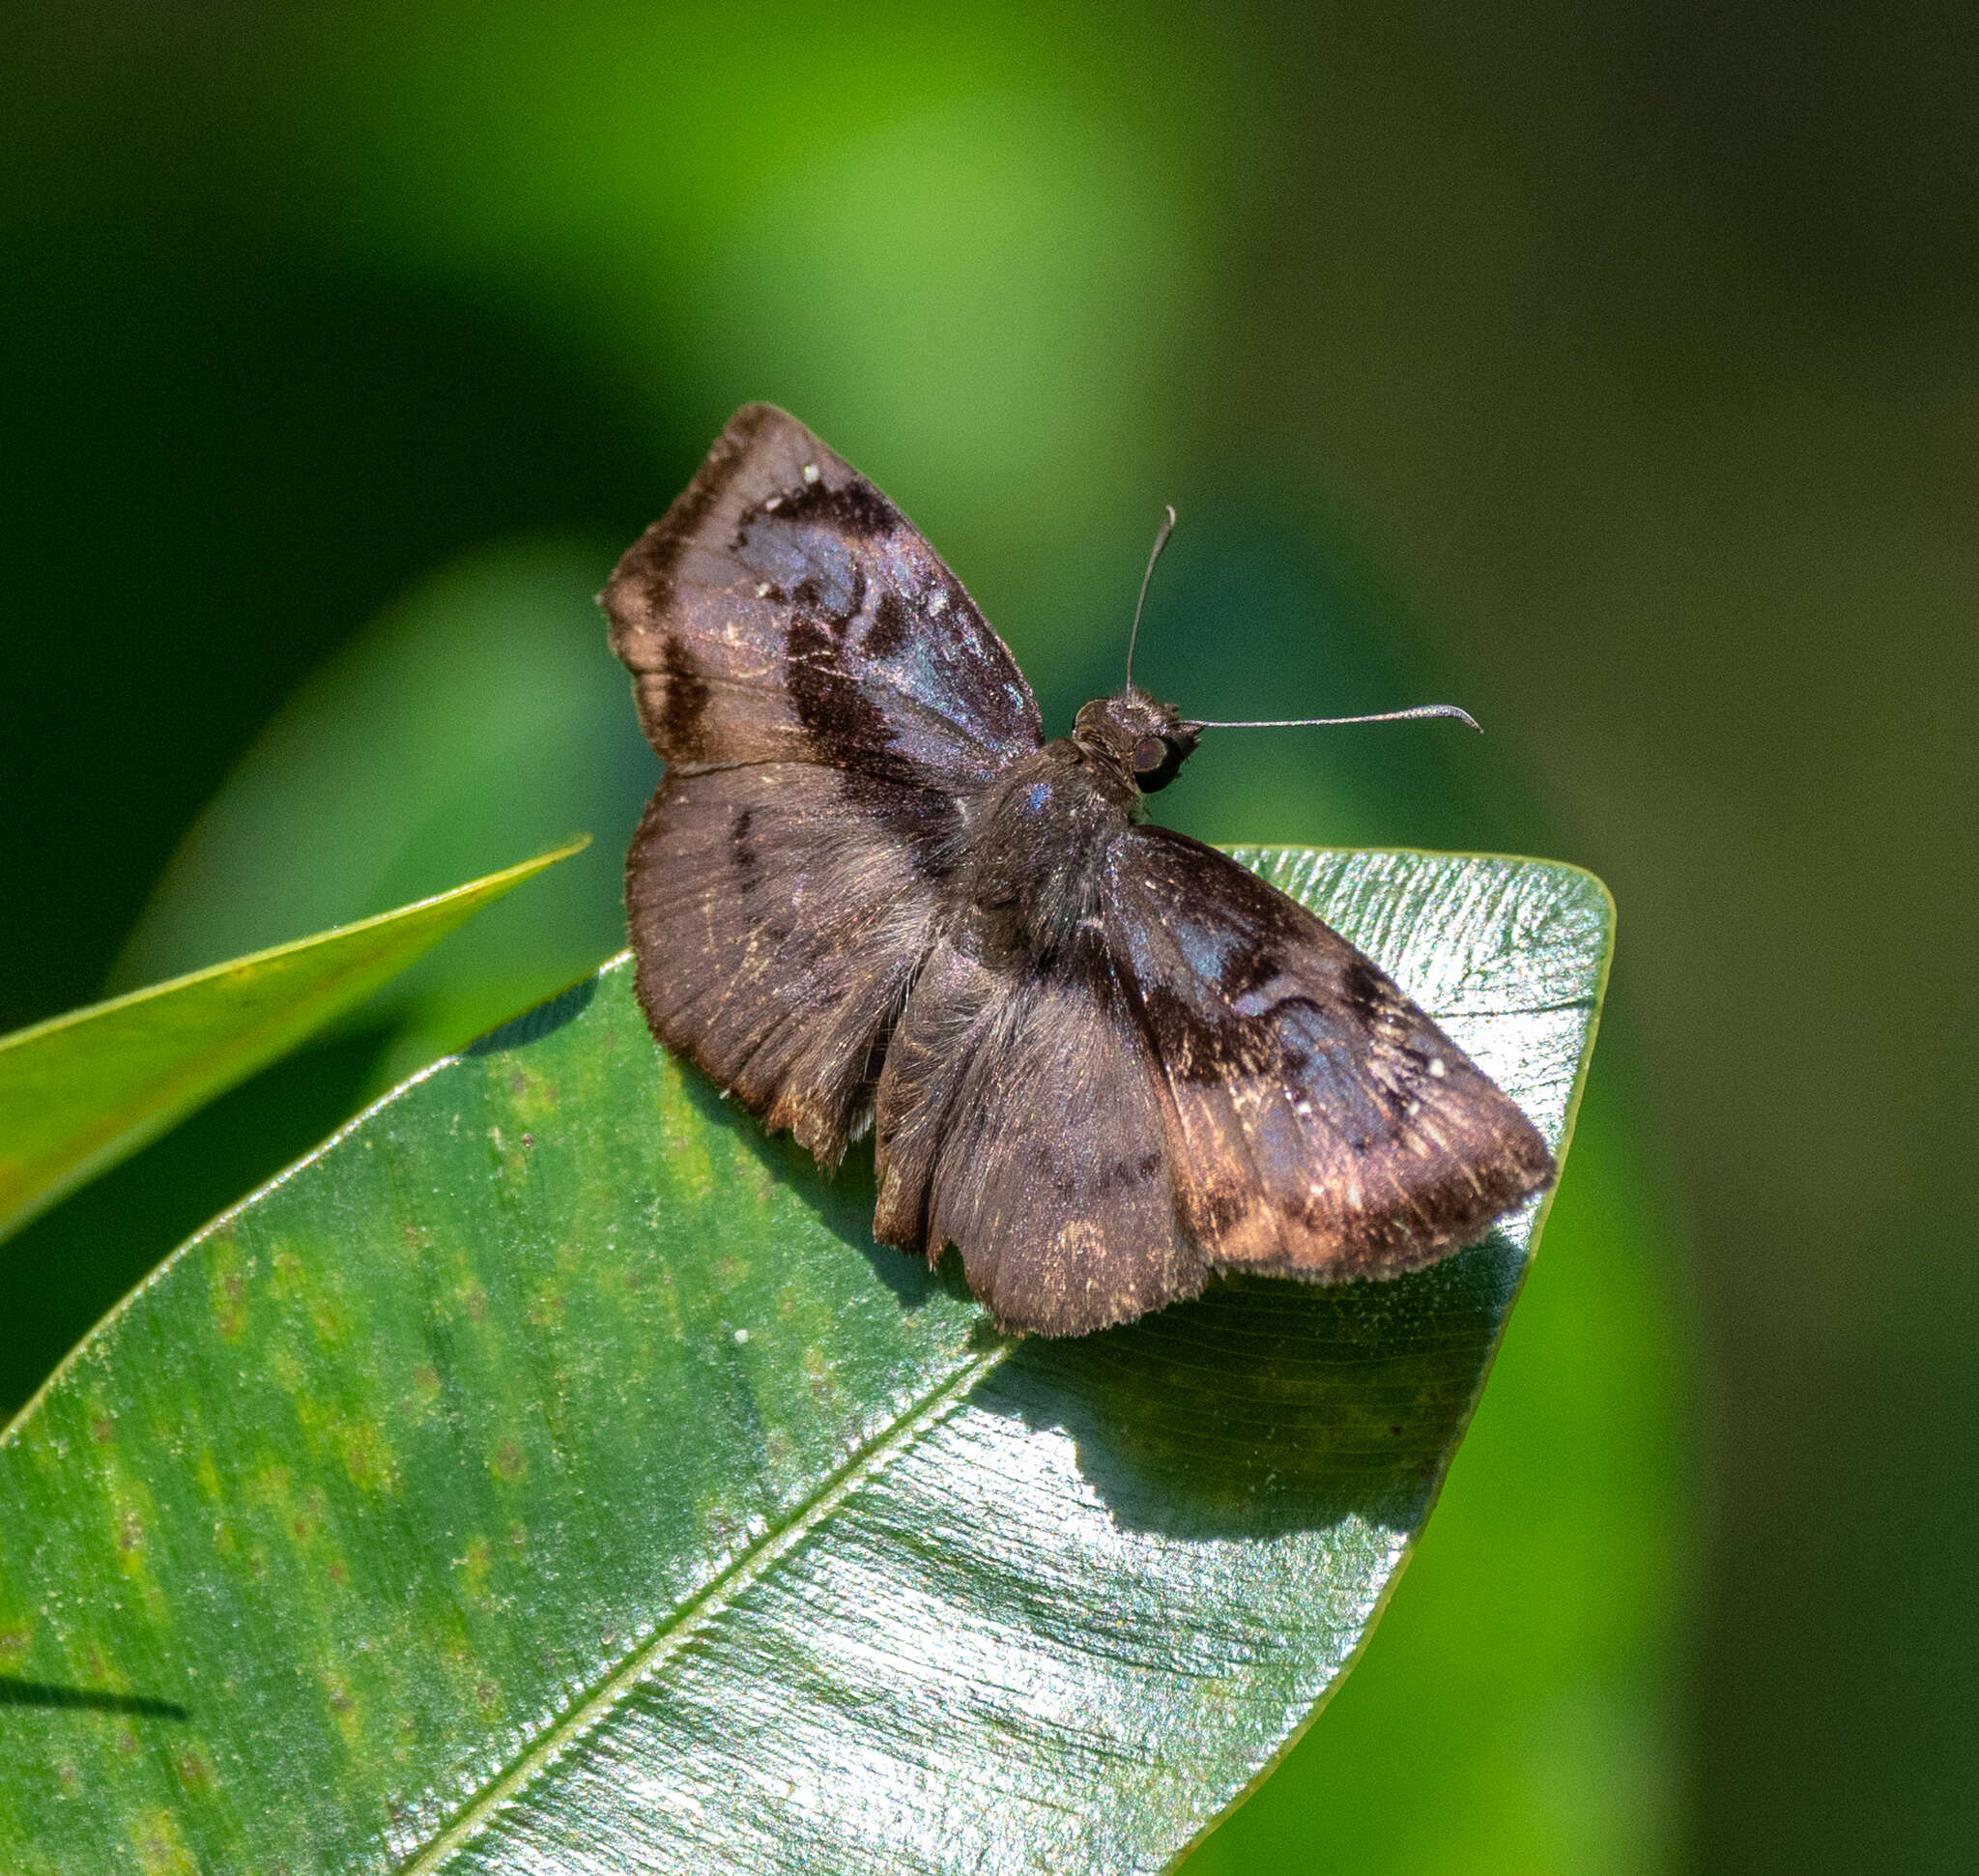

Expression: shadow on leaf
xmin=674 ymin=1065 xmax=980 ymax=1318
xmin=975 ymin=1239 xmax=1522 ymax=1541
xmin=509 ymin=974 xmax=1524 ymax=1545
xmin=0 ymin=1677 xmax=188 ymax=1720
xmin=465 ymin=972 xmax=600 ymax=1054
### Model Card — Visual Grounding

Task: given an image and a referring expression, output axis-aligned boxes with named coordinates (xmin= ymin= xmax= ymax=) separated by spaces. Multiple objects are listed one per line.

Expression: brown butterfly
xmin=604 ymin=404 xmax=1554 ymax=1337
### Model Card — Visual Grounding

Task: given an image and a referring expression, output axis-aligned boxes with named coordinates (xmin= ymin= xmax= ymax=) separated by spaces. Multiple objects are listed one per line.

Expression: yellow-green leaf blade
xmin=0 ymin=836 xmax=588 ymax=1244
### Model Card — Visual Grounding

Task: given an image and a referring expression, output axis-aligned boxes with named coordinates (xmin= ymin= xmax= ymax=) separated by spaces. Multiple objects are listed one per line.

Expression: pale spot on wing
xmin=929 ymin=591 xmax=948 ymax=615
xmin=1051 ymin=1220 xmax=1103 ymax=1257
xmin=754 ymin=582 xmax=772 ymax=597
xmin=763 ymin=494 xmax=783 ymax=510
xmin=1427 ymin=1055 xmax=1447 ymax=1078
xmin=801 ymin=461 xmax=821 ymax=483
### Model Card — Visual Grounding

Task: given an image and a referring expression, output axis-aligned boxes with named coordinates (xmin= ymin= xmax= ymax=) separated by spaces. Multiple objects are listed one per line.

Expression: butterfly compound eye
xmin=1132 ymin=736 xmax=1169 ymax=776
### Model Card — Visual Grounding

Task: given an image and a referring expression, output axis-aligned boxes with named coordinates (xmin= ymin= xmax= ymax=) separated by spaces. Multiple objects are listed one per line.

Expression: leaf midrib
xmin=394 ymin=1341 xmax=1009 ymax=1872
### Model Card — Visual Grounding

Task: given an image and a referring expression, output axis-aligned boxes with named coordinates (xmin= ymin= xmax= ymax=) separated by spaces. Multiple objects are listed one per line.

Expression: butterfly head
xmin=1074 ymin=688 xmax=1202 ymax=795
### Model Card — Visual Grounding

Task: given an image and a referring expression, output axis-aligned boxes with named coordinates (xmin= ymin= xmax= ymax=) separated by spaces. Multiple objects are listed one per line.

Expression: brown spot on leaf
xmin=174 ymin=1747 xmax=215 ymax=1794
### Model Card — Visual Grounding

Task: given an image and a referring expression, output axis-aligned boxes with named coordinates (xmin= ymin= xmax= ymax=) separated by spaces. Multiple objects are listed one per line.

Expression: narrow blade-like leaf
xmin=0 ymin=836 xmax=588 ymax=1245
xmin=0 ymin=849 xmax=1610 ymax=1874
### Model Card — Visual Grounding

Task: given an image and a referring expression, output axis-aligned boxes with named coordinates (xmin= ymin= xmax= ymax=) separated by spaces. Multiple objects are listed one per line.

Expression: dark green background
xmin=4 ymin=4 xmax=1972 ymax=1870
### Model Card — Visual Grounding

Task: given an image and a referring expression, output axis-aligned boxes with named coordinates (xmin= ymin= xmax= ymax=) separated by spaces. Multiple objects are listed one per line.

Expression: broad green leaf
xmin=0 ymin=838 xmax=588 ymax=1247
xmin=0 ymin=848 xmax=1610 ymax=1873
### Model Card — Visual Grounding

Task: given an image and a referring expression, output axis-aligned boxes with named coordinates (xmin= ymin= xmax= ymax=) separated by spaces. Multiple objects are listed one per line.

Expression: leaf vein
xmin=391 ymin=1342 xmax=1007 ymax=1874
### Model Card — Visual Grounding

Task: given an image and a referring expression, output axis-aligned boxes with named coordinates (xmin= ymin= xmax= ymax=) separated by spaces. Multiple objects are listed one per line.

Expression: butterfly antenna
xmin=1187 ymin=703 xmax=1484 ymax=734
xmin=1123 ymin=505 xmax=1177 ymax=693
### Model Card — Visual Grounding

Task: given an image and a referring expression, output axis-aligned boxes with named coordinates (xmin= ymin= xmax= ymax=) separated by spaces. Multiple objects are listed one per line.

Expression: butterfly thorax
xmin=950 ymin=745 xmax=1124 ymax=967
xmin=948 ymin=691 xmax=1198 ymax=969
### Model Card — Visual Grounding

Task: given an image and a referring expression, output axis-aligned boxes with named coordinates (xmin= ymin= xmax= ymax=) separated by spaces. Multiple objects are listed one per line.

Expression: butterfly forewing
xmin=606 ymin=402 xmax=1043 ymax=789
xmin=1102 ymin=826 xmax=1556 ymax=1281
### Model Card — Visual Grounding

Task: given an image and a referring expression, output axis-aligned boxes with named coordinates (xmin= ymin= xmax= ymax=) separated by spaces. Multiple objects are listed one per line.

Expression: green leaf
xmin=0 ymin=848 xmax=1610 ymax=1873
xmin=0 ymin=838 xmax=588 ymax=1247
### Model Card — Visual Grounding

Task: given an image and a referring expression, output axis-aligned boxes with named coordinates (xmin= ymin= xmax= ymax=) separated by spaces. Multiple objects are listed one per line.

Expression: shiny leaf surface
xmin=0 ymin=848 xmax=1609 ymax=1873
xmin=0 ymin=838 xmax=588 ymax=1248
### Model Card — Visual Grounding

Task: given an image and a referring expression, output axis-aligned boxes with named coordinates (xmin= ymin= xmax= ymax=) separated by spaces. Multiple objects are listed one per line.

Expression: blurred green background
xmin=4 ymin=3 xmax=1973 ymax=1870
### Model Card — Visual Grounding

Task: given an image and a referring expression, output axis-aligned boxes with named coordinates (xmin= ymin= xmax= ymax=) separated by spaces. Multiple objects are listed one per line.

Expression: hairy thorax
xmin=951 ymin=737 xmax=1141 ymax=967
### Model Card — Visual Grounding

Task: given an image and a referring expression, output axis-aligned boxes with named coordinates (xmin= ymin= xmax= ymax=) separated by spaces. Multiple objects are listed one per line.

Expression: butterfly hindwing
xmin=872 ymin=933 xmax=1205 ymax=1337
xmin=625 ymin=763 xmax=956 ymax=1168
xmin=1103 ymin=826 xmax=1557 ymax=1280
xmin=606 ymin=402 xmax=1043 ymax=789
xmin=868 ymin=825 xmax=1552 ymax=1335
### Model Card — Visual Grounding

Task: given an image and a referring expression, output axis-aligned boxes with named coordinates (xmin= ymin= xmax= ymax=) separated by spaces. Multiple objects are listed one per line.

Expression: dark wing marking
xmin=872 ymin=934 xmax=1205 ymax=1338
xmin=627 ymin=764 xmax=957 ymax=1168
xmin=1104 ymin=827 xmax=1556 ymax=1281
xmin=868 ymin=829 xmax=1553 ymax=1335
xmin=605 ymin=403 xmax=1042 ymax=789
